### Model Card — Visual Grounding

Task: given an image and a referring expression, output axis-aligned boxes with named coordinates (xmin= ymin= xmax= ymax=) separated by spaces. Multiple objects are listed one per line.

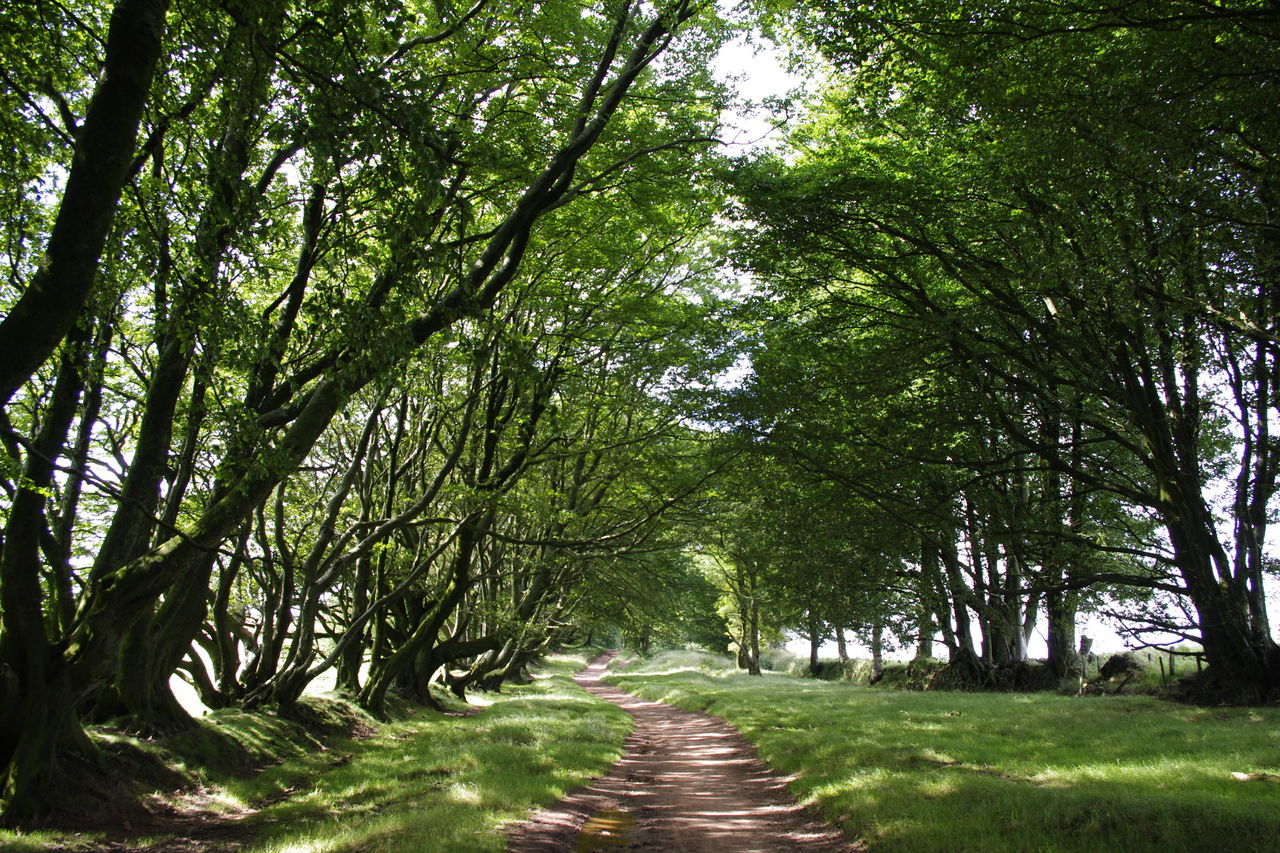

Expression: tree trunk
xmin=915 ymin=604 xmax=934 ymax=660
xmin=1178 ymin=525 xmax=1279 ymax=695
xmin=49 ymin=324 xmax=113 ymax=635
xmin=359 ymin=518 xmax=484 ymax=716
xmin=1157 ymin=445 xmax=1279 ymax=695
xmin=336 ymin=552 xmax=373 ymax=693
xmin=1117 ymin=328 xmax=1279 ymax=696
xmin=919 ymin=531 xmax=957 ymax=657
xmin=870 ymin=618 xmax=884 ymax=677
xmin=0 ymin=334 xmax=93 ymax=823
xmin=210 ymin=531 xmax=250 ymax=704
xmin=1045 ymin=589 xmax=1080 ymax=677
xmin=746 ymin=594 xmax=762 ymax=676
xmin=807 ymin=611 xmax=822 ymax=676
xmin=0 ymin=0 xmax=171 ymax=405
xmin=939 ymin=528 xmax=980 ymax=662
xmin=835 ymin=626 xmax=849 ymax=663
xmin=0 ymin=669 xmax=97 ymax=823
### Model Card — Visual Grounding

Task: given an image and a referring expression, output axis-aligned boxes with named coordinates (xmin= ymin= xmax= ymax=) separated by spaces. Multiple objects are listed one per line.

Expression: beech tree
xmin=732 ymin=0 xmax=1279 ymax=694
xmin=0 ymin=0 xmax=728 ymax=821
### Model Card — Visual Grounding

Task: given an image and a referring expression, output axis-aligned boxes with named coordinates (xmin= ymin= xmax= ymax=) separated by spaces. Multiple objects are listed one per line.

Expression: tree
xmin=0 ymin=0 xmax=727 ymax=821
xmin=732 ymin=0 xmax=1279 ymax=695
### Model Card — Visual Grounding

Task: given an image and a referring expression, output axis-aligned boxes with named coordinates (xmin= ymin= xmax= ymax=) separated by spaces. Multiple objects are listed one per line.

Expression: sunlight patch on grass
xmin=0 ymin=831 xmax=91 ymax=852
xmin=915 ymin=777 xmax=959 ymax=799
xmin=272 ymin=840 xmax=337 ymax=853
xmin=0 ymin=651 xmax=626 ymax=853
xmin=916 ymin=747 xmax=955 ymax=765
xmin=812 ymin=767 xmax=894 ymax=795
xmin=448 ymin=782 xmax=481 ymax=804
xmin=617 ymin=649 xmax=739 ymax=677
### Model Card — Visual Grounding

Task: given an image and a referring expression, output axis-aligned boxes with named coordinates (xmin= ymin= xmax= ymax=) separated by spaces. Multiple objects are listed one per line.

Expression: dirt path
xmin=507 ymin=653 xmax=861 ymax=852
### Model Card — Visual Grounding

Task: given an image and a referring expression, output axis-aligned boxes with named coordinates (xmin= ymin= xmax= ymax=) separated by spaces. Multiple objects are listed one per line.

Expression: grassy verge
xmin=1 ymin=650 xmax=630 ymax=853
xmin=238 ymin=651 xmax=629 ymax=853
xmin=608 ymin=650 xmax=1280 ymax=853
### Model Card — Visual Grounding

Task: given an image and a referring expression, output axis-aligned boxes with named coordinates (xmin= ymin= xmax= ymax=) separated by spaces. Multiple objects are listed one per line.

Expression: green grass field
xmin=607 ymin=651 xmax=1280 ymax=853
xmin=4 ymin=649 xmax=1276 ymax=853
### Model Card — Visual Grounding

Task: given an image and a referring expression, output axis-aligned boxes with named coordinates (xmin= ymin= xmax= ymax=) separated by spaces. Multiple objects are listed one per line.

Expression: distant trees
xmin=728 ymin=0 xmax=1279 ymax=694
xmin=2 ymin=0 xmax=1275 ymax=825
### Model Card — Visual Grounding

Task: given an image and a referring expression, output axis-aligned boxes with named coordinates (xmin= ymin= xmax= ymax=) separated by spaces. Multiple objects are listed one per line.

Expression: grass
xmin=0 ymin=650 xmax=630 ymax=853
xmin=236 ymin=651 xmax=630 ymax=853
xmin=607 ymin=650 xmax=1280 ymax=853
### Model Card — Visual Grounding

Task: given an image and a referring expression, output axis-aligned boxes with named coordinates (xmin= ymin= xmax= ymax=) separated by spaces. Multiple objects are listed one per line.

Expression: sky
xmin=710 ymin=32 xmax=806 ymax=154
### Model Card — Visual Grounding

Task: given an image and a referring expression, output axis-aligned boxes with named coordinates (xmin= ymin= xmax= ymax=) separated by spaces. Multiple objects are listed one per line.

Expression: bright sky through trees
xmin=712 ymin=33 xmax=805 ymax=152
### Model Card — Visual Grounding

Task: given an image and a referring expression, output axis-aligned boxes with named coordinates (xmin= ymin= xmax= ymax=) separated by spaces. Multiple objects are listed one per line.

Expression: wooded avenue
xmin=1 ymin=0 xmax=1277 ymax=828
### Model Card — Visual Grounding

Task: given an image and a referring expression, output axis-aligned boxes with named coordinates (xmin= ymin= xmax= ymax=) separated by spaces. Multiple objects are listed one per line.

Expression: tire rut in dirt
xmin=507 ymin=652 xmax=862 ymax=853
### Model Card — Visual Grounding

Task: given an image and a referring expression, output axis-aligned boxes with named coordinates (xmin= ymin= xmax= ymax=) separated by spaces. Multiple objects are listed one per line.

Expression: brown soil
xmin=506 ymin=652 xmax=863 ymax=853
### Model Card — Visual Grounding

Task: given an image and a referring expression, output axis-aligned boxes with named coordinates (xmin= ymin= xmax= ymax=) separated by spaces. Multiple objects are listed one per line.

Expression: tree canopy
xmin=1 ymin=0 xmax=1277 ymax=824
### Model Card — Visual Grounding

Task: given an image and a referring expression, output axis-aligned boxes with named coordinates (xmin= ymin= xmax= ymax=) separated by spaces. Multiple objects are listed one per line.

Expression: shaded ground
xmin=507 ymin=652 xmax=861 ymax=853
xmin=33 ymin=764 xmax=259 ymax=853
xmin=33 ymin=724 xmax=360 ymax=852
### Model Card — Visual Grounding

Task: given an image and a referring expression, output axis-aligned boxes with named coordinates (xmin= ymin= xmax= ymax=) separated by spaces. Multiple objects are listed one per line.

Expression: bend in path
xmin=508 ymin=651 xmax=862 ymax=852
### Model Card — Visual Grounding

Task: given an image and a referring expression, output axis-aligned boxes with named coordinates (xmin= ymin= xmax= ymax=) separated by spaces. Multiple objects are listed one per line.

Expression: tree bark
xmin=0 ymin=0 xmax=171 ymax=405
xmin=1045 ymin=589 xmax=1080 ymax=677
xmin=807 ymin=610 xmax=822 ymax=675
xmin=746 ymin=590 xmax=762 ymax=676
xmin=0 ymin=332 xmax=93 ymax=823
xmin=870 ymin=618 xmax=884 ymax=677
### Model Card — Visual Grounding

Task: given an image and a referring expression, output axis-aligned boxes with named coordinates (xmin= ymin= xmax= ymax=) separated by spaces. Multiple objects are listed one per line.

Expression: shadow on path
xmin=507 ymin=651 xmax=862 ymax=852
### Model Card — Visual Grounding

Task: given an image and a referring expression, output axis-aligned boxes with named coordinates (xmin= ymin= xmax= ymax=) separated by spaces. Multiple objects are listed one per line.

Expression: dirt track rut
xmin=507 ymin=653 xmax=861 ymax=852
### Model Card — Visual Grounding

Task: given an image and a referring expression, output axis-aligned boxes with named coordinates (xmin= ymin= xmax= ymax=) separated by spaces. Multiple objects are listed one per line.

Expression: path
xmin=507 ymin=652 xmax=861 ymax=852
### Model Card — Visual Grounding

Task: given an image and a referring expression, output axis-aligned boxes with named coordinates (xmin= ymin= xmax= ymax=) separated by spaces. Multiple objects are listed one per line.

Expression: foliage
xmin=3 ymin=0 xmax=1278 ymax=829
xmin=0 ymin=0 xmax=735 ymax=820
xmin=726 ymin=0 xmax=1280 ymax=692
